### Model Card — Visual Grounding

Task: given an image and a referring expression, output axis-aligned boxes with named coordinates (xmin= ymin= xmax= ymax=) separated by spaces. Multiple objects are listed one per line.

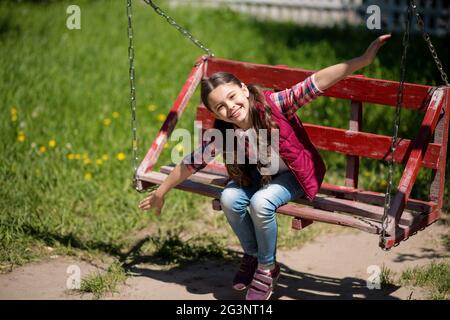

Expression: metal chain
xmin=127 ymin=0 xmax=140 ymax=185
xmin=354 ymin=216 xmax=382 ymax=233
xmin=380 ymin=1 xmax=412 ymax=250
xmin=143 ymin=0 xmax=214 ymax=57
xmin=410 ymin=0 xmax=449 ymax=86
xmin=127 ymin=0 xmax=212 ymax=192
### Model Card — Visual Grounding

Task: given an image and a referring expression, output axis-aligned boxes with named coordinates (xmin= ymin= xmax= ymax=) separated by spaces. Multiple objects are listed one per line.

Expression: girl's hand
xmin=313 ymin=34 xmax=391 ymax=91
xmin=138 ymin=189 xmax=165 ymax=215
xmin=362 ymin=34 xmax=391 ymax=66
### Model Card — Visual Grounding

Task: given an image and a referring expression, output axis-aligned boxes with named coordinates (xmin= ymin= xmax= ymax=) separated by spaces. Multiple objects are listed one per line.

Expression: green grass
xmin=78 ymin=261 xmax=127 ymax=299
xmin=1 ymin=0 xmax=449 ymax=274
xmin=380 ymin=265 xmax=396 ymax=287
xmin=401 ymin=262 xmax=450 ymax=300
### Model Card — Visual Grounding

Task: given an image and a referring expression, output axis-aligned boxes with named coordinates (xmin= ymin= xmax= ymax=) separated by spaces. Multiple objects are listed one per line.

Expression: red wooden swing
xmin=134 ymin=56 xmax=449 ymax=250
xmin=127 ymin=0 xmax=449 ymax=250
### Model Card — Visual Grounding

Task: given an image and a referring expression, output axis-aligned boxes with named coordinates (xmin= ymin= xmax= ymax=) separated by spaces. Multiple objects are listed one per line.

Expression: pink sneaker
xmin=232 ymin=254 xmax=258 ymax=291
xmin=245 ymin=264 xmax=281 ymax=300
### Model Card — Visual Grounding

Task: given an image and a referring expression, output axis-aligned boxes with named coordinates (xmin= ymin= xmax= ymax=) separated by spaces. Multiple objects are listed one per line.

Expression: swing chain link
xmin=410 ymin=0 xmax=449 ymax=86
xmin=127 ymin=0 xmax=140 ymax=189
xmin=354 ymin=216 xmax=383 ymax=233
xmin=143 ymin=0 xmax=214 ymax=57
xmin=380 ymin=0 xmax=412 ymax=250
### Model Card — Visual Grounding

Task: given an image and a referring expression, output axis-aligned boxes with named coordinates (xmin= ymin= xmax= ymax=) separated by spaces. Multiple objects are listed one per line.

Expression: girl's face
xmin=206 ymin=82 xmax=251 ymax=129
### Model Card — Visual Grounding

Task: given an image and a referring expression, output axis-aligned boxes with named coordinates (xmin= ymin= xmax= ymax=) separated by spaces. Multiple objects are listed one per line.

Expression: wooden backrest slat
xmin=196 ymin=106 xmax=440 ymax=169
xmin=207 ymin=57 xmax=434 ymax=110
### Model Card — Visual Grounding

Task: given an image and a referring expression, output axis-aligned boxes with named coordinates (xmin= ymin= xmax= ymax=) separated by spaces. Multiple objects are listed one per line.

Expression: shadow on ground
xmin=394 ymin=247 xmax=450 ymax=263
xmin=125 ymin=256 xmax=400 ymax=300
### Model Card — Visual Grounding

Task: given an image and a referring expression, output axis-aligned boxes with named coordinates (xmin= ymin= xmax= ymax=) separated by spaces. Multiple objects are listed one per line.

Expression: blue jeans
xmin=220 ymin=168 xmax=305 ymax=265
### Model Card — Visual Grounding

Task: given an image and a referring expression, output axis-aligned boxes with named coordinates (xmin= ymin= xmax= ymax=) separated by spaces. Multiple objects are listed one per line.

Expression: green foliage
xmin=380 ymin=265 xmax=396 ymax=287
xmin=401 ymin=262 xmax=450 ymax=300
xmin=79 ymin=261 xmax=127 ymax=299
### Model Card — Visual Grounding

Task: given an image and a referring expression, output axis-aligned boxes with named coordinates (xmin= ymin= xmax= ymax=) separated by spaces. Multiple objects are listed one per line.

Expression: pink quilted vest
xmin=259 ymin=91 xmax=326 ymax=201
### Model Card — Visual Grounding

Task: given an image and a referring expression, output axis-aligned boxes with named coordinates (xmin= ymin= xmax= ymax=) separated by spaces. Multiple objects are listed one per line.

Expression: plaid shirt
xmin=182 ymin=75 xmax=323 ymax=173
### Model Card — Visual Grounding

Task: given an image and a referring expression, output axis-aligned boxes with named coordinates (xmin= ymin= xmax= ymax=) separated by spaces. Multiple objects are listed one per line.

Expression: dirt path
xmin=1 ymin=223 xmax=448 ymax=300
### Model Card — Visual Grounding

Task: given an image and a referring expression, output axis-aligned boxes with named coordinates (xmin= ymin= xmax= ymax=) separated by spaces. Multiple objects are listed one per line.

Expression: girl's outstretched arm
xmin=138 ymin=162 xmax=193 ymax=215
xmin=138 ymin=138 xmax=219 ymax=215
xmin=314 ymin=34 xmax=391 ymax=91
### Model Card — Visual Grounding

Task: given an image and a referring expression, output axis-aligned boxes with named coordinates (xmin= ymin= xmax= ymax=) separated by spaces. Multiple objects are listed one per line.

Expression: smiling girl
xmin=139 ymin=34 xmax=391 ymax=300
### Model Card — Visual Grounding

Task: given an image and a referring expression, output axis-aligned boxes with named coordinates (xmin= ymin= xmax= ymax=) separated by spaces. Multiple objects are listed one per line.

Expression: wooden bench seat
xmin=138 ymin=164 xmax=431 ymax=236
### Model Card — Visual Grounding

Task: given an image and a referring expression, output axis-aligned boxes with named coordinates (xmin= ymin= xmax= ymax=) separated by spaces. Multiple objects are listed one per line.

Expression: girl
xmin=139 ymin=34 xmax=391 ymax=300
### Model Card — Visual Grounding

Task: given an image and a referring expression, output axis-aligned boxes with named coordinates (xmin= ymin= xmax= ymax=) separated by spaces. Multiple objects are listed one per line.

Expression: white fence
xmin=166 ymin=0 xmax=450 ymax=36
xmin=370 ymin=0 xmax=450 ymax=36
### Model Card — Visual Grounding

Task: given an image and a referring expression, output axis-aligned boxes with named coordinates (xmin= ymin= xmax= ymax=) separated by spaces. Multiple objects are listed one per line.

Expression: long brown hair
xmin=200 ymin=72 xmax=277 ymax=187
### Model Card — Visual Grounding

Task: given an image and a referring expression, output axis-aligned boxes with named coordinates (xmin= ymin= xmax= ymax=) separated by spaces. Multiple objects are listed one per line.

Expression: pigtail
xmin=247 ymin=85 xmax=278 ymax=186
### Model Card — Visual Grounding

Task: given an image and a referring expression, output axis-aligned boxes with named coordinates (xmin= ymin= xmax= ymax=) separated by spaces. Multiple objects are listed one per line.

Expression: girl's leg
xmin=220 ymin=180 xmax=260 ymax=256
xmin=248 ymin=170 xmax=305 ymax=265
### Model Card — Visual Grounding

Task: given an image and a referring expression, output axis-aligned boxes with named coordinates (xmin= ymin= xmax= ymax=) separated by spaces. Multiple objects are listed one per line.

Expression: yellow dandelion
xmin=74 ymin=154 xmax=81 ymax=160
xmin=84 ymin=172 xmax=93 ymax=180
xmin=215 ymin=153 xmax=224 ymax=163
xmin=175 ymin=143 xmax=184 ymax=153
xmin=164 ymin=143 xmax=169 ymax=149
xmin=116 ymin=152 xmax=126 ymax=161
xmin=11 ymin=114 xmax=17 ymax=122
xmin=112 ymin=111 xmax=119 ymax=119
xmin=39 ymin=146 xmax=47 ymax=153
xmin=83 ymin=158 xmax=92 ymax=165
xmin=147 ymin=104 xmax=156 ymax=112
xmin=48 ymin=139 xmax=57 ymax=148
xmin=96 ymin=159 xmax=103 ymax=165
xmin=157 ymin=114 xmax=166 ymax=122
xmin=82 ymin=153 xmax=89 ymax=160
xmin=101 ymin=154 xmax=109 ymax=161
xmin=67 ymin=153 xmax=75 ymax=160
xmin=10 ymin=107 xmax=17 ymax=116
xmin=17 ymin=134 xmax=25 ymax=143
xmin=103 ymin=118 xmax=112 ymax=126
